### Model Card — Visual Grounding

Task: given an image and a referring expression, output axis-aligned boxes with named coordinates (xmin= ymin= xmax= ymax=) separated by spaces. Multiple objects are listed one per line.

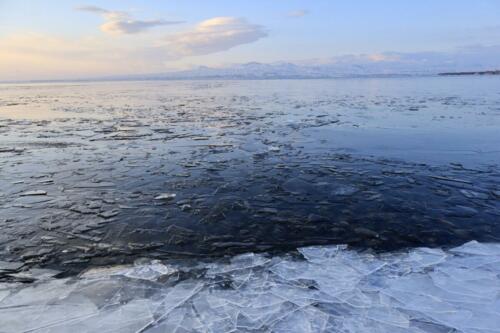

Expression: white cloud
xmin=163 ymin=17 xmax=267 ymax=57
xmin=287 ymin=10 xmax=309 ymax=18
xmin=0 ymin=16 xmax=268 ymax=80
xmin=77 ymin=5 xmax=182 ymax=35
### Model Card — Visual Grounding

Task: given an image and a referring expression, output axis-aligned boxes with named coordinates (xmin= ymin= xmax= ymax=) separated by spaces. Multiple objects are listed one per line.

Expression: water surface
xmin=0 ymin=77 xmax=499 ymax=273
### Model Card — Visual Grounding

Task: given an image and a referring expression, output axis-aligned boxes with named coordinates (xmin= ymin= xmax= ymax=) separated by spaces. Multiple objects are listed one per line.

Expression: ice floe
xmin=1 ymin=241 xmax=499 ymax=332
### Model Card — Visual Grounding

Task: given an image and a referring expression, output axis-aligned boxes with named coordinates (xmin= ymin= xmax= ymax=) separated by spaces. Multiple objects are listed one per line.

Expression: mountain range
xmin=103 ymin=47 xmax=500 ymax=80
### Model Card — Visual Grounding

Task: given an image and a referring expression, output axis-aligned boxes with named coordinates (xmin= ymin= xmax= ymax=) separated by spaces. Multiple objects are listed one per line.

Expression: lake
xmin=1 ymin=77 xmax=499 ymax=332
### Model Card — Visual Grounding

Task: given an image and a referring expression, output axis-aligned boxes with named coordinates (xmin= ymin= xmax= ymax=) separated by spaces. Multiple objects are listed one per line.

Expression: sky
xmin=1 ymin=0 xmax=500 ymax=80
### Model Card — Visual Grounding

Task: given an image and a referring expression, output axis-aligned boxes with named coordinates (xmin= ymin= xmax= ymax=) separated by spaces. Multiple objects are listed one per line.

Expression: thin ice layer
xmin=0 ymin=241 xmax=499 ymax=333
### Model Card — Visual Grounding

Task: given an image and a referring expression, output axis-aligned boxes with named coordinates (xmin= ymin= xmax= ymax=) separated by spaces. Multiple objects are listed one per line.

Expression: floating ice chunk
xmin=10 ymin=268 xmax=61 ymax=282
xmin=191 ymin=292 xmax=238 ymax=331
xmin=271 ymin=307 xmax=329 ymax=333
xmin=0 ymin=261 xmax=23 ymax=272
xmin=333 ymin=289 xmax=375 ymax=309
xmin=154 ymin=193 xmax=176 ymax=201
xmin=19 ymin=190 xmax=47 ymax=196
xmin=333 ymin=250 xmax=387 ymax=275
xmin=0 ymin=278 xmax=75 ymax=308
xmin=429 ymin=269 xmax=500 ymax=301
xmin=80 ymin=265 xmax=136 ymax=279
xmin=0 ymin=292 xmax=97 ymax=332
xmin=330 ymin=185 xmax=359 ymax=196
xmin=0 ymin=147 xmax=24 ymax=153
xmin=450 ymin=240 xmax=500 ymax=256
xmin=448 ymin=254 xmax=500 ymax=271
xmin=298 ymin=245 xmax=347 ymax=263
xmin=43 ymin=299 xmax=155 ymax=333
xmin=82 ymin=261 xmax=177 ymax=282
xmin=238 ymin=300 xmax=297 ymax=330
xmin=404 ymin=247 xmax=447 ymax=271
xmin=269 ymin=259 xmax=308 ymax=281
xmin=138 ymin=280 xmax=203 ymax=332
xmin=460 ymin=189 xmax=489 ymax=200
xmin=145 ymin=307 xmax=192 ymax=333
xmin=1 ymin=303 xmax=93 ymax=332
xmin=98 ymin=209 xmax=120 ymax=219
xmin=271 ymin=284 xmax=328 ymax=307
xmin=364 ymin=307 xmax=410 ymax=328
xmin=227 ymin=269 xmax=253 ymax=289
xmin=207 ymin=252 xmax=270 ymax=275
xmin=435 ymin=265 xmax=498 ymax=282
xmin=120 ymin=262 xmax=177 ymax=281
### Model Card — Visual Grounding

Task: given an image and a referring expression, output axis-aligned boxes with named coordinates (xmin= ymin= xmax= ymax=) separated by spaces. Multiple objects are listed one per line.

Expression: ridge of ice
xmin=1 ymin=241 xmax=499 ymax=332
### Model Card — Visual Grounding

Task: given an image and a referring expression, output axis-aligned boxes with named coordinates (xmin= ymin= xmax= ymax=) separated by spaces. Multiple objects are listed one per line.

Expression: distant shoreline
xmin=0 ymin=74 xmax=433 ymax=84
xmin=439 ymin=70 xmax=500 ymax=76
xmin=3 ymin=71 xmax=500 ymax=84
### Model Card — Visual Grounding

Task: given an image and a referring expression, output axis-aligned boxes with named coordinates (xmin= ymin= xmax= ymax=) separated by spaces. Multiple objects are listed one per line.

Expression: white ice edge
xmin=1 ymin=240 xmax=499 ymax=333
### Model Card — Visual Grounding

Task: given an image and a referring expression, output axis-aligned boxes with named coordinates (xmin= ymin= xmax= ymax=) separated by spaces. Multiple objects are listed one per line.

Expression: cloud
xmin=0 ymin=16 xmax=268 ymax=80
xmin=164 ymin=17 xmax=267 ymax=57
xmin=100 ymin=18 xmax=179 ymax=35
xmin=76 ymin=5 xmax=183 ymax=35
xmin=300 ymin=46 xmax=500 ymax=74
xmin=2 ymin=31 xmax=500 ymax=81
xmin=287 ymin=10 xmax=309 ymax=18
xmin=75 ymin=5 xmax=108 ymax=14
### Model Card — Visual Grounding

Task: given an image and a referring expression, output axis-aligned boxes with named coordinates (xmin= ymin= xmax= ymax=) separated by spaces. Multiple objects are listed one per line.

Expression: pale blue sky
xmin=1 ymin=0 xmax=500 ymax=79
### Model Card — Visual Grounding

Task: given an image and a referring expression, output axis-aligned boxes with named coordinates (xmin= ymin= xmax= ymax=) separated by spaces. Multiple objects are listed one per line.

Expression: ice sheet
xmin=1 ymin=241 xmax=499 ymax=332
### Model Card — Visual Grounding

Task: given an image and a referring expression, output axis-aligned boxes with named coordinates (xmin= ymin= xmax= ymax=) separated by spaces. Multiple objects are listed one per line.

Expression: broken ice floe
xmin=154 ymin=193 xmax=177 ymax=201
xmin=19 ymin=190 xmax=47 ymax=196
xmin=1 ymin=241 xmax=499 ymax=333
